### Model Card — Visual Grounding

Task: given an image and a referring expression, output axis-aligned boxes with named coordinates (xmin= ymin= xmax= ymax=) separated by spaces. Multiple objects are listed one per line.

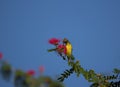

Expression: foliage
xmin=0 ymin=53 xmax=65 ymax=87
xmin=48 ymin=38 xmax=120 ymax=87
xmin=0 ymin=37 xmax=120 ymax=87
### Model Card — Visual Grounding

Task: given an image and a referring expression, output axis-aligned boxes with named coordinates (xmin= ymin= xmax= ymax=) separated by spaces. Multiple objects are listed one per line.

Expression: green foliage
xmin=57 ymin=68 xmax=74 ymax=82
xmin=0 ymin=59 xmax=65 ymax=87
xmin=113 ymin=68 xmax=120 ymax=74
xmin=48 ymin=38 xmax=120 ymax=87
xmin=0 ymin=62 xmax=12 ymax=81
xmin=49 ymin=81 xmax=64 ymax=87
xmin=47 ymin=48 xmax=57 ymax=52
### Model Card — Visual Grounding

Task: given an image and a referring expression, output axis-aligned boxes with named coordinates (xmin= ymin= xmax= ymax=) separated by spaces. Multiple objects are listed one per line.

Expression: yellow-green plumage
xmin=63 ymin=38 xmax=74 ymax=61
xmin=66 ymin=42 xmax=72 ymax=57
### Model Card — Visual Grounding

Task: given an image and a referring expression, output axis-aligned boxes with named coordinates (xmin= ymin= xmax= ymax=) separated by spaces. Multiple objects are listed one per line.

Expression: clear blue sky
xmin=0 ymin=0 xmax=120 ymax=87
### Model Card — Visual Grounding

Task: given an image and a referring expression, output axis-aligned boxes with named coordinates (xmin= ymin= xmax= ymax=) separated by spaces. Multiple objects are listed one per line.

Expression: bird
xmin=63 ymin=38 xmax=74 ymax=62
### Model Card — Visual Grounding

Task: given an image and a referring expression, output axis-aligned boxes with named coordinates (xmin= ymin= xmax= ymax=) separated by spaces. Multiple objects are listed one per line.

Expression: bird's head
xmin=63 ymin=38 xmax=69 ymax=44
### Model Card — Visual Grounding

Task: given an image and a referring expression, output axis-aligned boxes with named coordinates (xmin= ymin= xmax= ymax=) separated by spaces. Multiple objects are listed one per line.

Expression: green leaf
xmin=15 ymin=70 xmax=25 ymax=76
xmin=47 ymin=48 xmax=57 ymax=52
xmin=1 ymin=64 xmax=11 ymax=70
xmin=113 ymin=68 xmax=120 ymax=74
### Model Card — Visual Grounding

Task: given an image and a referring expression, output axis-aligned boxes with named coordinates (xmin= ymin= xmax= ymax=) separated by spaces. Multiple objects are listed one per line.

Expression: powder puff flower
xmin=57 ymin=44 xmax=67 ymax=54
xmin=26 ymin=70 xmax=35 ymax=76
xmin=0 ymin=52 xmax=3 ymax=59
xmin=48 ymin=38 xmax=60 ymax=45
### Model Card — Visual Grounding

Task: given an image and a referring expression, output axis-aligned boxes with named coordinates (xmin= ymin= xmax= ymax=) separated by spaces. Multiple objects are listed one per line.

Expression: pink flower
xmin=27 ymin=70 xmax=35 ymax=76
xmin=39 ymin=66 xmax=45 ymax=73
xmin=57 ymin=44 xmax=67 ymax=54
xmin=48 ymin=38 xmax=60 ymax=45
xmin=0 ymin=52 xmax=3 ymax=59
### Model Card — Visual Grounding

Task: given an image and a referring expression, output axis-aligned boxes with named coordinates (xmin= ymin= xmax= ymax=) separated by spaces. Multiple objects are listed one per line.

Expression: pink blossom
xmin=39 ymin=66 xmax=45 ymax=73
xmin=48 ymin=38 xmax=60 ymax=45
xmin=27 ymin=70 xmax=35 ymax=76
xmin=0 ymin=52 xmax=3 ymax=59
xmin=57 ymin=44 xmax=67 ymax=54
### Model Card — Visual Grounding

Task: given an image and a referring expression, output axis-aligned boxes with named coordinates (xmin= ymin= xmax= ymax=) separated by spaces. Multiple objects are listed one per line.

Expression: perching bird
xmin=63 ymin=38 xmax=74 ymax=62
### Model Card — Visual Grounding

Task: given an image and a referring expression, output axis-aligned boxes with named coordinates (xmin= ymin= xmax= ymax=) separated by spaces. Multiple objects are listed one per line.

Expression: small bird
xmin=63 ymin=38 xmax=74 ymax=62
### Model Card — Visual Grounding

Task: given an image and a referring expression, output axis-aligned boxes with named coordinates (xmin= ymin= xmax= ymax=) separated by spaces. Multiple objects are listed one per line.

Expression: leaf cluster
xmin=48 ymin=46 xmax=120 ymax=87
xmin=0 ymin=59 xmax=65 ymax=87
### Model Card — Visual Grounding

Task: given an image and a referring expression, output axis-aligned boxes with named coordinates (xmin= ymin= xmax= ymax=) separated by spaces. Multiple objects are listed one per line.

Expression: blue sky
xmin=0 ymin=0 xmax=120 ymax=87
